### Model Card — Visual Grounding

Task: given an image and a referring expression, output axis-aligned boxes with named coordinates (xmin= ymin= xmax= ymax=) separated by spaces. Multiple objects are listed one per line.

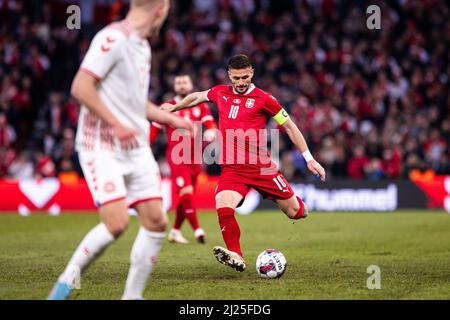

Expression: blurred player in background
xmin=150 ymin=74 xmax=217 ymax=244
xmin=48 ymin=0 xmax=193 ymax=300
xmin=162 ymin=54 xmax=326 ymax=272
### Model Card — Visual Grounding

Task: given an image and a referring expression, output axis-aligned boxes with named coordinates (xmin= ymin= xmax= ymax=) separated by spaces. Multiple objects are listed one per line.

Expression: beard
xmin=235 ymin=85 xmax=248 ymax=93
xmin=175 ymin=91 xmax=188 ymax=98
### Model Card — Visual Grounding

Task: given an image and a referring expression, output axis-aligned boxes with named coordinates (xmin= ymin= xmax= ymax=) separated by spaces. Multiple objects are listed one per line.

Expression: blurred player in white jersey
xmin=48 ymin=0 xmax=191 ymax=300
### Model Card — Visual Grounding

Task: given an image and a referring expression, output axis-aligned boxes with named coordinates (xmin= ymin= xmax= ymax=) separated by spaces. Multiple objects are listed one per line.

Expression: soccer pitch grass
xmin=1 ymin=210 xmax=450 ymax=300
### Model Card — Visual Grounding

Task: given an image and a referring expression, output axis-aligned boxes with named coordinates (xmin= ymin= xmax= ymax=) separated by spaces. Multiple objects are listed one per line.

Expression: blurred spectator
xmin=34 ymin=151 xmax=56 ymax=178
xmin=381 ymin=148 xmax=401 ymax=179
xmin=0 ymin=147 xmax=16 ymax=178
xmin=329 ymin=146 xmax=347 ymax=179
xmin=8 ymin=151 xmax=33 ymax=179
xmin=424 ymin=128 xmax=447 ymax=167
xmin=280 ymin=152 xmax=295 ymax=181
xmin=58 ymin=157 xmax=79 ymax=184
xmin=364 ymin=158 xmax=385 ymax=181
xmin=347 ymin=145 xmax=370 ymax=179
xmin=0 ymin=113 xmax=16 ymax=148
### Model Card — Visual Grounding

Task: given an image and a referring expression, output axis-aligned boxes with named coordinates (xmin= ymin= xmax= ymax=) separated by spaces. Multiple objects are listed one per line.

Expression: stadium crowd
xmin=0 ymin=0 xmax=449 ymax=182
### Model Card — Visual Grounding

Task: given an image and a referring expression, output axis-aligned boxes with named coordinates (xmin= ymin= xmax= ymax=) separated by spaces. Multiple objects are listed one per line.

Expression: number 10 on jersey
xmin=228 ymin=105 xmax=240 ymax=119
xmin=273 ymin=175 xmax=287 ymax=191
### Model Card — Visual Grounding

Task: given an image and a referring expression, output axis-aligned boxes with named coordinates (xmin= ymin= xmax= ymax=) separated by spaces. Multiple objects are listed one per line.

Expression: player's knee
xmin=179 ymin=186 xmax=194 ymax=196
xmin=215 ymin=195 xmax=233 ymax=209
xmin=180 ymin=193 xmax=193 ymax=207
xmin=293 ymin=202 xmax=301 ymax=216
xmin=216 ymin=202 xmax=233 ymax=210
xmin=144 ymin=213 xmax=168 ymax=232
xmin=287 ymin=207 xmax=300 ymax=219
xmin=107 ymin=217 xmax=130 ymax=237
xmin=283 ymin=201 xmax=300 ymax=219
xmin=157 ymin=215 xmax=169 ymax=231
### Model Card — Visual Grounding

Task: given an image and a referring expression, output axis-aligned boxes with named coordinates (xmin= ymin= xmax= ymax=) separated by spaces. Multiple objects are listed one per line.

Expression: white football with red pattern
xmin=256 ymin=249 xmax=287 ymax=279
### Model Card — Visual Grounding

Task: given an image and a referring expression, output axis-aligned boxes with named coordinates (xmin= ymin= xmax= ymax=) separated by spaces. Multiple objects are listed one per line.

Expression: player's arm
xmin=147 ymin=101 xmax=193 ymax=133
xmin=200 ymin=103 xmax=217 ymax=142
xmin=265 ymin=94 xmax=326 ymax=181
xmin=281 ymin=117 xmax=326 ymax=181
xmin=71 ymin=70 xmax=137 ymax=147
xmin=160 ymin=91 xmax=209 ymax=112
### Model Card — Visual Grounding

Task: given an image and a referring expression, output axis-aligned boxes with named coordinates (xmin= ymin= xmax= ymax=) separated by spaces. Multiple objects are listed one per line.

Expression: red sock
xmin=173 ymin=201 xmax=185 ymax=230
xmin=292 ymin=196 xmax=305 ymax=220
xmin=217 ymin=207 xmax=242 ymax=257
xmin=180 ymin=193 xmax=200 ymax=231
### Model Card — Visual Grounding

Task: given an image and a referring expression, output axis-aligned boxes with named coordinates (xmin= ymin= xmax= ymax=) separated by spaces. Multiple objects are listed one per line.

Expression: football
xmin=255 ymin=249 xmax=287 ymax=279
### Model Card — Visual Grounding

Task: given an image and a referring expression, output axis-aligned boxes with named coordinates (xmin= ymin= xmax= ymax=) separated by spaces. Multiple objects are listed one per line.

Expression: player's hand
xmin=161 ymin=103 xmax=176 ymax=112
xmin=307 ymin=159 xmax=326 ymax=181
xmin=112 ymin=122 xmax=139 ymax=150
xmin=203 ymin=128 xmax=217 ymax=142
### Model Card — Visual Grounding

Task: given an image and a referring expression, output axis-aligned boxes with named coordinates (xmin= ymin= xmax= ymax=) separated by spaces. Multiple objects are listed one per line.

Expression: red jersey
xmin=150 ymin=99 xmax=216 ymax=168
xmin=206 ymin=84 xmax=283 ymax=171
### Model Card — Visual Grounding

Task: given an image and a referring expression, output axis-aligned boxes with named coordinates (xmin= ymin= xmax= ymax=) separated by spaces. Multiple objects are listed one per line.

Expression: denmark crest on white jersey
xmin=245 ymin=98 xmax=255 ymax=108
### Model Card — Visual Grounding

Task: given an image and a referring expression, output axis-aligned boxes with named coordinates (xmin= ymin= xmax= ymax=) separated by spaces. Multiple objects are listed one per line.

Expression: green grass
xmin=1 ymin=210 xmax=450 ymax=300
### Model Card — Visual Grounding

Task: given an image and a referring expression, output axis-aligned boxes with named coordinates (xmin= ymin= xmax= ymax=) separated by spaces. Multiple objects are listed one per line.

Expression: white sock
xmin=58 ymin=223 xmax=115 ymax=287
xmin=122 ymin=227 xmax=165 ymax=300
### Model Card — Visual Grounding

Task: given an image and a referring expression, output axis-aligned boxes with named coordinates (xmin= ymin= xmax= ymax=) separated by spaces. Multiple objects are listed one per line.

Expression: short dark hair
xmin=228 ymin=54 xmax=252 ymax=70
xmin=174 ymin=73 xmax=191 ymax=79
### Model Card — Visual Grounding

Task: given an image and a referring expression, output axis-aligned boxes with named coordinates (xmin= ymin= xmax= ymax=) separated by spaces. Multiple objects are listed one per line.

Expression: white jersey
xmin=75 ymin=20 xmax=151 ymax=152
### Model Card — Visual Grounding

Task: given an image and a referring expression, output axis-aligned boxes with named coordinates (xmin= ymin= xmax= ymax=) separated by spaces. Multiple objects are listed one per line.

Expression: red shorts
xmin=215 ymin=166 xmax=294 ymax=201
xmin=170 ymin=163 xmax=201 ymax=193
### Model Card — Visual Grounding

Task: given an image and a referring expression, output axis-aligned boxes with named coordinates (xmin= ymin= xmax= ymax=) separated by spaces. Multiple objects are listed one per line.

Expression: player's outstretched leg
xmin=213 ymin=246 xmax=246 ymax=272
xmin=214 ymin=190 xmax=246 ymax=272
xmin=48 ymin=200 xmax=128 ymax=300
xmin=122 ymin=199 xmax=167 ymax=300
xmin=276 ymin=195 xmax=309 ymax=220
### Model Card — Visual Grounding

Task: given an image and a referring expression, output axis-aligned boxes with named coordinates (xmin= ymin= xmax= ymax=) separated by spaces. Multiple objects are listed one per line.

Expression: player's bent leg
xmin=170 ymin=186 xmax=193 ymax=243
xmin=275 ymin=195 xmax=308 ymax=220
xmin=135 ymin=198 xmax=168 ymax=232
xmin=99 ymin=199 xmax=130 ymax=237
xmin=171 ymin=202 xmax=188 ymax=243
xmin=122 ymin=199 xmax=167 ymax=300
xmin=215 ymin=190 xmax=244 ymax=209
xmin=214 ymin=190 xmax=246 ymax=272
xmin=48 ymin=199 xmax=128 ymax=300
xmin=178 ymin=185 xmax=206 ymax=244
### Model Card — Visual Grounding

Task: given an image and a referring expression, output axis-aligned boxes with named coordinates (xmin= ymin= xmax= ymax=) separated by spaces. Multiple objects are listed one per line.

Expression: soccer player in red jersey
xmin=150 ymin=74 xmax=217 ymax=244
xmin=162 ymin=55 xmax=326 ymax=272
